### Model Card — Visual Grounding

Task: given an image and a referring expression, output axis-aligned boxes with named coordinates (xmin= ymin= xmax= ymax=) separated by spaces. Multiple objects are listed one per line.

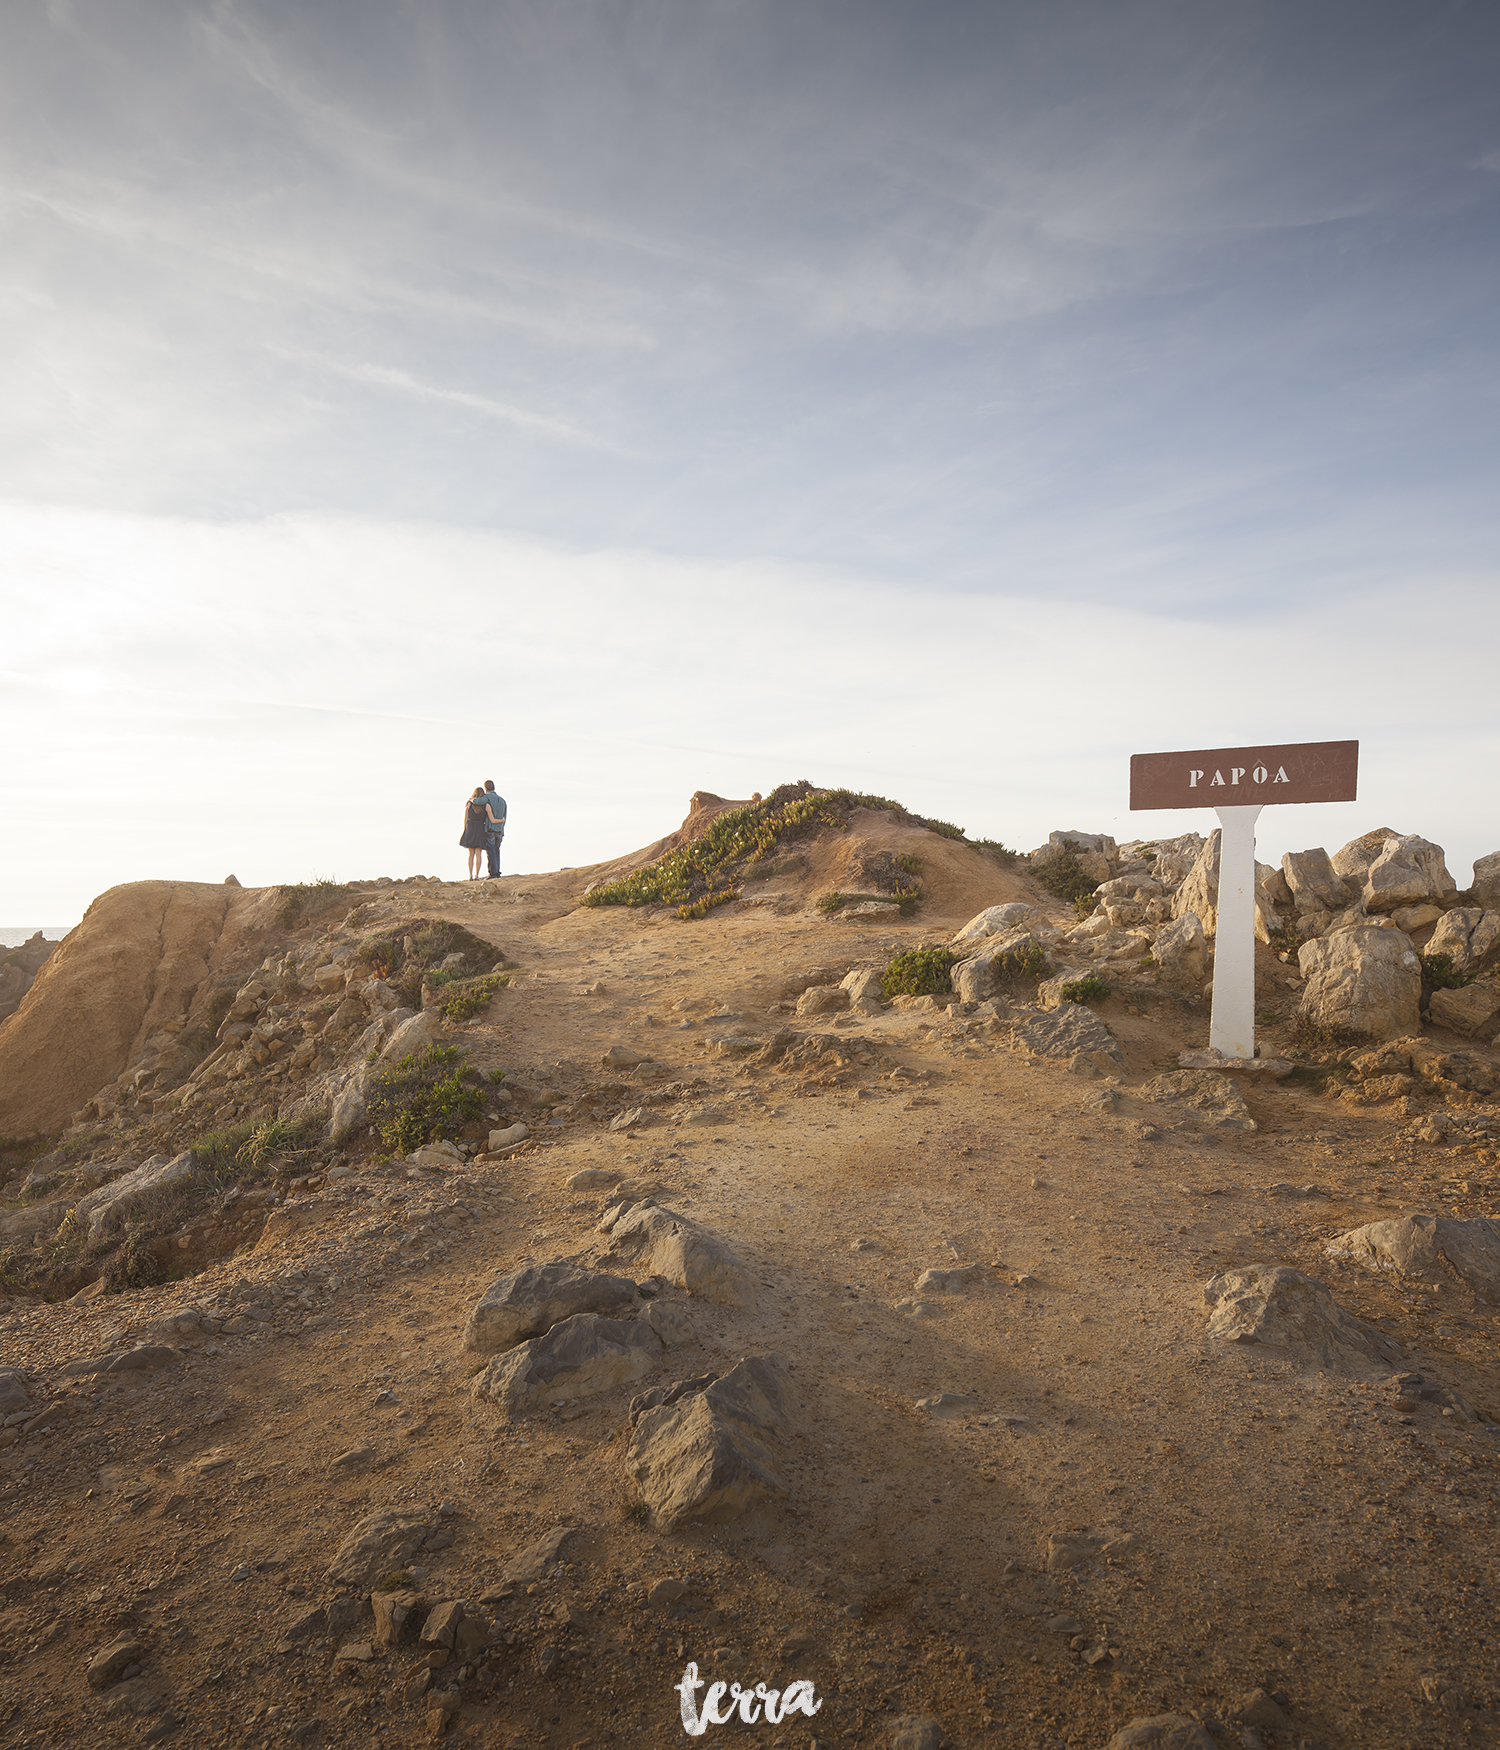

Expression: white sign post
xmin=1209 ymin=804 xmax=1262 ymax=1060
xmin=1129 ymin=739 xmax=1359 ymax=1063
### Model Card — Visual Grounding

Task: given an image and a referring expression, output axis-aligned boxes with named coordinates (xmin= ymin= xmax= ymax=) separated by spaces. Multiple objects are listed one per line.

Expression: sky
xmin=3 ymin=0 xmax=1498 ymax=925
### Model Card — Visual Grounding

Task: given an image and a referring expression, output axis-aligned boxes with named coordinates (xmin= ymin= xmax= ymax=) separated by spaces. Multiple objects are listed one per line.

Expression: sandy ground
xmin=2 ymin=840 xmax=1498 ymax=1750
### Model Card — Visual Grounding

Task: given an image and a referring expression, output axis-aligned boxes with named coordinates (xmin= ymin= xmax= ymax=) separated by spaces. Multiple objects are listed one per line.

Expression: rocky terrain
xmin=1 ymin=787 xmax=1499 ymax=1750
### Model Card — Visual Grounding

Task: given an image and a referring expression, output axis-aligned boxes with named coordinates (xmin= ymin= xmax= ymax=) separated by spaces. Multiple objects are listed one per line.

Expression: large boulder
xmin=1202 ymin=1265 xmax=1400 ymax=1377
xmin=1253 ymin=862 xmax=1294 ymax=941
xmin=1296 ymin=926 xmax=1421 ymax=1041
xmin=1425 ymin=908 xmax=1500 ymax=972
xmin=1171 ymin=833 xmax=1220 ymax=935
xmin=1472 ymin=851 xmax=1500 ymax=911
xmin=71 ymin=1150 xmax=199 ymax=1243
xmin=378 ymin=1010 xmax=445 ymax=1062
xmin=1330 ymin=827 xmax=1403 ymax=884
xmin=1281 ymin=847 xmax=1351 ymax=917
xmin=1363 ymin=835 xmax=1457 ymax=913
xmin=951 ymin=903 xmax=1037 ymax=945
xmin=951 ymin=930 xmax=1049 ymax=1004
xmin=1325 ymin=1214 xmax=1500 ymax=1301
xmin=1153 ymin=910 xmax=1207 ymax=988
xmin=1428 ymin=982 xmax=1500 ymax=1037
xmin=625 ymin=1354 xmax=798 ymax=1529
xmin=471 ymin=1311 xmax=663 ymax=1410
xmin=1148 ymin=833 xmax=1205 ymax=888
xmin=464 ymin=1262 xmax=640 ymax=1354
xmin=595 ymin=1198 xmax=758 ymax=1307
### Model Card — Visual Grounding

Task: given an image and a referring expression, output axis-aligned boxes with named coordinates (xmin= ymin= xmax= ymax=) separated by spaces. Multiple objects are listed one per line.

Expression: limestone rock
xmin=1140 ymin=1070 xmax=1255 ymax=1131
xmin=1426 ymin=908 xmax=1500 ymax=971
xmin=914 ymin=1266 xmax=984 ymax=1294
xmin=329 ymin=1070 xmax=368 ymax=1144
xmin=372 ymin=1589 xmax=427 ymax=1647
xmin=328 ymin=1508 xmax=441 ymax=1586
xmin=1202 ymin=1264 xmax=1400 ymax=1377
xmin=951 ymin=903 xmax=1037 ymax=945
xmin=1152 ymin=910 xmax=1207 ymax=989
xmin=470 ymin=1311 xmax=662 ymax=1410
xmin=73 ymin=1151 xmax=199 ymax=1244
xmin=1363 ymin=834 xmax=1457 ymax=913
xmin=840 ymin=966 xmax=886 ymax=1011
xmin=1281 ymin=847 xmax=1352 ymax=915
xmin=486 ymin=1121 xmax=529 ymax=1149
xmin=464 ymin=1262 xmax=641 ymax=1354
xmin=379 ymin=1010 xmax=445 ymax=1063
xmin=795 ymin=985 xmax=848 ymax=1018
xmin=603 ymin=1044 xmax=649 ymax=1068
xmin=1332 ymin=827 xmax=1403 ymax=883
xmin=1428 ymin=982 xmax=1500 ymax=1036
xmin=596 ymin=1198 xmax=758 ymax=1307
xmin=1105 ymin=1718 xmax=1217 ymax=1750
xmin=1254 ymin=861 xmax=1294 ymax=941
xmin=952 ymin=932 xmax=1049 ymax=1004
xmin=625 ymin=1353 xmax=797 ymax=1529
xmin=1325 ymin=1214 xmax=1500 ymax=1300
xmin=86 ymin=1634 xmax=146 ymax=1690
xmin=501 ymin=1526 xmax=579 ymax=1586
xmin=0 ymin=1369 xmax=27 ymax=1414
xmin=1297 ymin=926 xmax=1421 ymax=1040
xmin=1472 ymin=850 xmax=1500 ymax=911
xmin=1011 ymin=1006 xmax=1122 ymax=1073
xmin=1171 ymin=833 xmax=1221 ymax=936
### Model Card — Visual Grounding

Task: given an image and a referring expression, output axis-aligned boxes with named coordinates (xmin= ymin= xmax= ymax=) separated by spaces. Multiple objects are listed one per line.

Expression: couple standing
xmin=460 ymin=780 xmax=507 ymax=879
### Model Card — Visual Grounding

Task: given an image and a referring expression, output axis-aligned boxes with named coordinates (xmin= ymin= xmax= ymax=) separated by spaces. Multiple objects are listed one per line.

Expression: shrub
xmin=235 ymin=1117 xmax=311 ymax=1170
xmin=676 ymin=889 xmax=740 ymax=921
xmin=277 ymin=878 xmax=352 ymax=928
xmin=1031 ymin=840 xmax=1100 ymax=905
xmin=1423 ymin=952 xmax=1474 ymax=994
xmin=1288 ymin=1015 xmax=1368 ymax=1051
xmin=1060 ymin=975 xmax=1111 ymax=1006
xmin=1266 ymin=923 xmax=1302 ymax=960
xmin=881 ymin=948 xmax=958 ymax=1000
xmin=925 ymin=819 xmax=966 ymax=841
xmin=192 ymin=1122 xmax=258 ymax=1182
xmin=440 ymin=975 xmax=505 ymax=1022
xmin=991 ymin=942 xmax=1052 ymax=987
xmin=972 ymin=838 xmax=1017 ymax=864
xmin=365 ymin=1044 xmax=485 ymax=1154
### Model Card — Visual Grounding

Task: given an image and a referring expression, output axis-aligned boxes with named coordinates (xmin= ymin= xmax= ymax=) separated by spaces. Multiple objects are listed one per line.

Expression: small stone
xmin=86 ymin=1634 xmax=145 ymax=1690
xmin=914 ymin=1393 xmax=971 ymax=1418
xmin=227 ymin=1563 xmax=251 ymax=1583
xmin=372 ymin=1589 xmax=426 ymax=1647
xmin=331 ymin=1445 xmax=373 ymax=1469
xmin=646 ymin=1578 xmax=688 ymax=1607
xmin=419 ymin=1601 xmax=465 ymax=1650
xmin=888 ymin=1717 xmax=945 ymax=1750
xmin=332 ymin=1642 xmax=378 ymax=1665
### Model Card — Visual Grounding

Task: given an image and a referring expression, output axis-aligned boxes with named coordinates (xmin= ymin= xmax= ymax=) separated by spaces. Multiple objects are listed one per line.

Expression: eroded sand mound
xmin=0 ymin=880 xmax=278 ymax=1136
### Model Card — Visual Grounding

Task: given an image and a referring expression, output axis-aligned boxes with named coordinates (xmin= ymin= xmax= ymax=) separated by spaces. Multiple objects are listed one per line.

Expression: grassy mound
xmin=582 ymin=781 xmax=1014 ymax=918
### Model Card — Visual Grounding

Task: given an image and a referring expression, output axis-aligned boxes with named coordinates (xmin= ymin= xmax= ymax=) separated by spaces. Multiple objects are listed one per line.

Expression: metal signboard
xmin=1128 ymin=737 xmax=1358 ymax=1062
xmin=1130 ymin=740 xmax=1358 ymax=812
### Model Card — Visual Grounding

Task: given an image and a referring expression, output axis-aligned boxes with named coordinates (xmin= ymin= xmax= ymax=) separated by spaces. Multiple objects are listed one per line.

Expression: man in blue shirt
xmin=482 ymin=781 xmax=507 ymax=878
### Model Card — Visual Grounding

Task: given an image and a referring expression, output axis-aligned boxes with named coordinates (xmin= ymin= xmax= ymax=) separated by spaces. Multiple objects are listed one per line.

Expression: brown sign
xmin=1130 ymin=739 xmax=1358 ymax=811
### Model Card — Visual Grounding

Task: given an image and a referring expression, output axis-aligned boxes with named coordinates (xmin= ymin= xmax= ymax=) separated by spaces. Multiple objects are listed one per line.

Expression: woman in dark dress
xmin=459 ymin=786 xmax=489 ymax=879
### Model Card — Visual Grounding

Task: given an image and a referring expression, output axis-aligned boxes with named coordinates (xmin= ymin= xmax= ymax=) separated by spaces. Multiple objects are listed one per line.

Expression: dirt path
xmin=3 ymin=865 xmax=1498 ymax=1750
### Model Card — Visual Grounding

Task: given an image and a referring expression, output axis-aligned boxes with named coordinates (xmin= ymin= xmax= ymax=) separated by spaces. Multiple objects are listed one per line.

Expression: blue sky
xmin=3 ymin=0 xmax=1498 ymax=920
